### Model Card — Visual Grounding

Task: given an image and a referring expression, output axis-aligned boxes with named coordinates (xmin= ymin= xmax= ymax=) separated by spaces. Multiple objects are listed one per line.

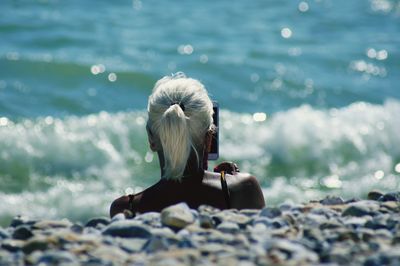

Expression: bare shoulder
xmin=227 ymin=172 xmax=265 ymax=209
xmin=203 ymin=171 xmax=261 ymax=187
xmin=203 ymin=171 xmax=265 ymax=209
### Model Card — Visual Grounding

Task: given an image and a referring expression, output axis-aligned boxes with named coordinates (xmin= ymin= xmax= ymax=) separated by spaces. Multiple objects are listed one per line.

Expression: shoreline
xmin=1 ymin=191 xmax=399 ymax=265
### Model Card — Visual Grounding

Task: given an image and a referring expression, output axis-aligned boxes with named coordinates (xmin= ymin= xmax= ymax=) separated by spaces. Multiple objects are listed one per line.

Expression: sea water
xmin=0 ymin=0 xmax=399 ymax=225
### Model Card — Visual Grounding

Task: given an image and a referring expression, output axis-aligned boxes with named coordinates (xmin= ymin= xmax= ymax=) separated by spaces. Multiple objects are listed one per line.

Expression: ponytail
xmin=158 ymin=104 xmax=192 ymax=179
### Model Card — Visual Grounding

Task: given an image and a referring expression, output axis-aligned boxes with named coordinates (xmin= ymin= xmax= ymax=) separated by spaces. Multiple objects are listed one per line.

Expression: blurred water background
xmin=0 ymin=0 xmax=399 ymax=225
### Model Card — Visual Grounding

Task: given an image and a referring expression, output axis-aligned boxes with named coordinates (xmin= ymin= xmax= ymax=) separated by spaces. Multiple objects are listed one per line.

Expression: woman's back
xmin=110 ymin=171 xmax=265 ymax=217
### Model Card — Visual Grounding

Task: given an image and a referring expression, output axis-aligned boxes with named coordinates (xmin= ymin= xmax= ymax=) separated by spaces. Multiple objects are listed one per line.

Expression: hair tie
xmin=171 ymin=72 xmax=186 ymax=79
xmin=170 ymin=102 xmax=185 ymax=111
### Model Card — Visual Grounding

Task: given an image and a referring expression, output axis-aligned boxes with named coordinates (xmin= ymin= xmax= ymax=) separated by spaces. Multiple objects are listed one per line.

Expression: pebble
xmin=368 ymin=190 xmax=384 ymax=201
xmin=216 ymin=222 xmax=240 ymax=234
xmin=102 ymin=220 xmax=152 ymax=238
xmin=342 ymin=201 xmax=379 ymax=217
xmin=36 ymin=250 xmax=77 ymax=264
xmin=320 ymin=195 xmax=345 ymax=205
xmin=260 ymin=207 xmax=282 ymax=218
xmin=0 ymin=228 xmax=10 ymax=239
xmin=85 ymin=217 xmax=110 ymax=228
xmin=1 ymin=191 xmax=400 ymax=266
xmin=161 ymin=203 xmax=195 ymax=229
xmin=378 ymin=192 xmax=400 ymax=202
xmin=22 ymin=236 xmax=49 ymax=254
xmin=12 ymin=226 xmax=33 ymax=240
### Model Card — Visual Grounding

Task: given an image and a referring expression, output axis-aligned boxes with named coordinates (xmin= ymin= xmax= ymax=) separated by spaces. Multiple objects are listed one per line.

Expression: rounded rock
xmin=12 ymin=226 xmax=33 ymax=240
xmin=102 ymin=220 xmax=152 ymax=238
xmin=22 ymin=237 xmax=49 ymax=254
xmin=217 ymin=222 xmax=240 ymax=234
xmin=85 ymin=217 xmax=110 ymax=228
xmin=161 ymin=203 xmax=195 ymax=229
xmin=37 ymin=251 xmax=77 ymax=264
xmin=378 ymin=192 xmax=400 ymax=202
xmin=320 ymin=195 xmax=345 ymax=205
xmin=0 ymin=228 xmax=10 ymax=239
xmin=260 ymin=207 xmax=282 ymax=219
xmin=368 ymin=190 xmax=384 ymax=201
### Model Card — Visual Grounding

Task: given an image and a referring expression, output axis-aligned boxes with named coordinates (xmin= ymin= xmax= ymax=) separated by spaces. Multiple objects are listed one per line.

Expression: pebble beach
xmin=1 ymin=191 xmax=399 ymax=266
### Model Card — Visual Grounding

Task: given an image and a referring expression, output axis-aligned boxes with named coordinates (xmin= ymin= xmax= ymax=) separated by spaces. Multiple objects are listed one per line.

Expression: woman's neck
xmin=157 ymin=148 xmax=205 ymax=181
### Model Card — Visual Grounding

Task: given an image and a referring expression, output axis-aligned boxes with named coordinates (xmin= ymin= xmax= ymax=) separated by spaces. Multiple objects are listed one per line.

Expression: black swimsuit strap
xmin=220 ymin=171 xmax=231 ymax=209
xmin=127 ymin=194 xmax=136 ymax=217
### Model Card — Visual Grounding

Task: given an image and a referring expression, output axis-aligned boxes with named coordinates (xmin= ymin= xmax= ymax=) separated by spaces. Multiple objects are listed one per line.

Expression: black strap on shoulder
xmin=124 ymin=194 xmax=136 ymax=218
xmin=220 ymin=171 xmax=231 ymax=209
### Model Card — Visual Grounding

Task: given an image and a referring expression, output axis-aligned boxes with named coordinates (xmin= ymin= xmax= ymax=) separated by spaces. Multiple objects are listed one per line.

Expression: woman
xmin=110 ymin=73 xmax=265 ymax=217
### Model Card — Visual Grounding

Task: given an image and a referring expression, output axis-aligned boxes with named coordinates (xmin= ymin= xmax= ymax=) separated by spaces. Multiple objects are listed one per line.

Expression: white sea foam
xmin=218 ymin=100 xmax=400 ymax=205
xmin=0 ymin=100 xmax=399 ymax=223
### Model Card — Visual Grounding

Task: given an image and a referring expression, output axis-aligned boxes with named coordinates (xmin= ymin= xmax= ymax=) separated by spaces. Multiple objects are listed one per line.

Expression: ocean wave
xmin=0 ymin=100 xmax=399 ymax=223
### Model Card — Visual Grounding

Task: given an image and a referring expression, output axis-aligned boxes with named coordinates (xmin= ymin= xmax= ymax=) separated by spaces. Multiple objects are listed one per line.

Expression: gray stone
xmin=342 ymin=201 xmax=379 ymax=217
xmin=33 ymin=219 xmax=72 ymax=229
xmin=85 ymin=217 xmax=110 ymax=228
xmin=368 ymin=190 xmax=384 ymax=201
xmin=342 ymin=216 xmax=370 ymax=227
xmin=239 ymin=209 xmax=260 ymax=217
xmin=102 ymin=220 xmax=152 ymax=238
xmin=1 ymin=239 xmax=24 ymax=252
xmin=10 ymin=216 xmax=36 ymax=227
xmin=264 ymin=239 xmax=319 ymax=263
xmin=320 ymin=195 xmax=345 ymax=205
xmin=0 ymin=227 xmax=10 ymax=239
xmin=37 ymin=250 xmax=77 ymax=264
xmin=260 ymin=207 xmax=282 ymax=218
xmin=253 ymin=217 xmax=273 ymax=227
xmin=70 ymin=223 xmax=84 ymax=233
xmin=213 ymin=211 xmax=251 ymax=228
xmin=161 ymin=203 xmax=195 ymax=229
xmin=379 ymin=192 xmax=400 ymax=202
xmin=118 ymin=238 xmax=148 ymax=253
xmin=111 ymin=213 xmax=126 ymax=222
xmin=217 ymin=222 xmax=240 ymax=234
xmin=278 ymin=203 xmax=293 ymax=211
xmin=143 ymin=235 xmax=170 ymax=252
xmin=22 ymin=237 xmax=49 ymax=254
xmin=200 ymin=242 xmax=236 ymax=255
xmin=12 ymin=225 xmax=33 ymax=240
xmin=199 ymin=214 xmax=215 ymax=229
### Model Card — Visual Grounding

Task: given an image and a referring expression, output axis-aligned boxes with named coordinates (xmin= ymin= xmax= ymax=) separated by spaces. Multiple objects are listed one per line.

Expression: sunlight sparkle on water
xmin=366 ymin=48 xmax=388 ymax=60
xmin=178 ymin=44 xmax=194 ymax=55
xmin=298 ymin=2 xmax=309 ymax=12
xmin=0 ymin=117 xmax=9 ymax=126
xmin=145 ymin=151 xmax=154 ymax=163
xmin=281 ymin=28 xmax=292 ymax=39
xmin=199 ymin=54 xmax=208 ymax=64
xmin=250 ymin=73 xmax=260 ymax=83
xmin=136 ymin=116 xmax=145 ymax=125
xmin=253 ymin=112 xmax=267 ymax=122
xmin=44 ymin=116 xmax=54 ymax=125
xmin=108 ymin=73 xmax=117 ymax=82
xmin=91 ymin=64 xmax=106 ymax=75
xmin=395 ymin=163 xmax=400 ymax=173
xmin=374 ymin=170 xmax=384 ymax=179
xmin=322 ymin=175 xmax=342 ymax=188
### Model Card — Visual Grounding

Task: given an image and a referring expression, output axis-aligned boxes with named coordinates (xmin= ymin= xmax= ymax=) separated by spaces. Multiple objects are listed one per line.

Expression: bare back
xmin=110 ymin=171 xmax=265 ymax=217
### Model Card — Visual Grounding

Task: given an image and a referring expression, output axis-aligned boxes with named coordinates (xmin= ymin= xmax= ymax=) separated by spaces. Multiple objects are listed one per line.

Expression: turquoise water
xmin=0 ymin=0 xmax=399 ymax=224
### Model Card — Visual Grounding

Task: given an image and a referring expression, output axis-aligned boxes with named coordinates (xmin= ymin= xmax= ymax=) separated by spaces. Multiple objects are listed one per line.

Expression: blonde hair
xmin=147 ymin=73 xmax=213 ymax=180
